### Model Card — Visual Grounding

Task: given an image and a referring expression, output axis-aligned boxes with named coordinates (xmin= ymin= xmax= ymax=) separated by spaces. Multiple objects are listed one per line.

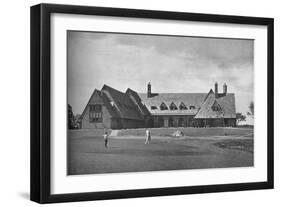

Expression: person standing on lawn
xmin=145 ymin=128 xmax=151 ymax=144
xmin=104 ymin=131 xmax=109 ymax=148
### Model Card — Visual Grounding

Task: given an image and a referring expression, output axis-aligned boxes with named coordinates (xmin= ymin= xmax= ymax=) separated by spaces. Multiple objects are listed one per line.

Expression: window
xmin=168 ymin=118 xmax=174 ymax=127
xmin=179 ymin=102 xmax=187 ymax=110
xmin=169 ymin=102 xmax=178 ymax=110
xmin=189 ymin=105 xmax=196 ymax=110
xmin=158 ymin=117 xmax=164 ymax=127
xmin=178 ymin=118 xmax=185 ymax=127
xmin=89 ymin=104 xmax=103 ymax=123
xmin=151 ymin=106 xmax=157 ymax=110
xmin=160 ymin=102 xmax=168 ymax=110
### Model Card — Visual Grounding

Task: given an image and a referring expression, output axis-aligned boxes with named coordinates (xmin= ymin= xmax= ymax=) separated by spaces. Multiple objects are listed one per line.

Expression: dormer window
xmin=212 ymin=100 xmax=222 ymax=111
xmin=189 ymin=105 xmax=196 ymax=110
xmin=179 ymin=102 xmax=187 ymax=110
xmin=169 ymin=102 xmax=178 ymax=110
xmin=151 ymin=106 xmax=157 ymax=110
xmin=160 ymin=102 xmax=168 ymax=110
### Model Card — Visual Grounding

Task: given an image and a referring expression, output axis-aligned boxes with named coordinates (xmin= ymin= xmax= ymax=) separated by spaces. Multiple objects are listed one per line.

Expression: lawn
xmin=213 ymin=139 xmax=254 ymax=153
xmin=67 ymin=127 xmax=253 ymax=175
xmin=116 ymin=127 xmax=253 ymax=137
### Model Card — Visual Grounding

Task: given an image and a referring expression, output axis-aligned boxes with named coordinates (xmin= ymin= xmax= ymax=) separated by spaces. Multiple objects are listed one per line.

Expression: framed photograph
xmin=30 ymin=3 xmax=274 ymax=203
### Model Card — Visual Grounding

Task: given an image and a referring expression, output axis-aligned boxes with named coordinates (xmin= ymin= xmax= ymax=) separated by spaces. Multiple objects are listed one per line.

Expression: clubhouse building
xmin=80 ymin=82 xmax=236 ymax=129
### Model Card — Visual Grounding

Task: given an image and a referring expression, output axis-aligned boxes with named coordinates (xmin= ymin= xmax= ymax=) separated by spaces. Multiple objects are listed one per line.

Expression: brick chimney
xmin=147 ymin=82 xmax=151 ymax=98
xmin=223 ymin=83 xmax=227 ymax=95
xmin=214 ymin=82 xmax=218 ymax=98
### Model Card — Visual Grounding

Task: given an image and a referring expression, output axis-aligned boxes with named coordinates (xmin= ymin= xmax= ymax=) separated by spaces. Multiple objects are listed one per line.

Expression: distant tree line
xmin=236 ymin=113 xmax=246 ymax=123
xmin=68 ymin=104 xmax=81 ymax=129
xmin=249 ymin=101 xmax=254 ymax=115
xmin=236 ymin=101 xmax=254 ymax=123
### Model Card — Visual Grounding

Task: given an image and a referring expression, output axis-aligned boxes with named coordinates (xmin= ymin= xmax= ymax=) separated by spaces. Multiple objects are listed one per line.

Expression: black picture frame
xmin=30 ymin=3 xmax=274 ymax=204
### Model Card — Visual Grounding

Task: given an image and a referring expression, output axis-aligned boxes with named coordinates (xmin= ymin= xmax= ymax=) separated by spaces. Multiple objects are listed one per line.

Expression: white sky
xmin=67 ymin=31 xmax=254 ymax=115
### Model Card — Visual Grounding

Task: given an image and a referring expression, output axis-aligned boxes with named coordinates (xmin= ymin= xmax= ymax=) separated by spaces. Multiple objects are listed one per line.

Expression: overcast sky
xmin=67 ymin=31 xmax=254 ymax=115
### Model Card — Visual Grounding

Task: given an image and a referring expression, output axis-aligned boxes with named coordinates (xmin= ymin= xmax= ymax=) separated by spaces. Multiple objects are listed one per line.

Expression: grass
xmin=117 ymin=127 xmax=253 ymax=137
xmin=68 ymin=127 xmax=254 ymax=175
xmin=70 ymin=127 xmax=253 ymax=138
xmin=213 ymin=139 xmax=254 ymax=153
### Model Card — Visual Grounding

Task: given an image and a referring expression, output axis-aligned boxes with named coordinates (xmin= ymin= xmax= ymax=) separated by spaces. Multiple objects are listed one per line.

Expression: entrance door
xmin=168 ymin=118 xmax=174 ymax=127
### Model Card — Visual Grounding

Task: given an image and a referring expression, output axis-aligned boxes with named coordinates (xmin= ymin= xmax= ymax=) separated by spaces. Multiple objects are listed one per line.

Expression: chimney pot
xmin=215 ymin=82 xmax=218 ymax=98
xmin=147 ymin=82 xmax=151 ymax=98
xmin=223 ymin=83 xmax=227 ymax=95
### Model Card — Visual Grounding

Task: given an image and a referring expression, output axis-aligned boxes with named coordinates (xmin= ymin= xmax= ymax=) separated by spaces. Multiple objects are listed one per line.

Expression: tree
xmin=68 ymin=104 xmax=75 ymax=129
xmin=74 ymin=114 xmax=81 ymax=121
xmin=249 ymin=101 xmax=254 ymax=115
xmin=236 ymin=113 xmax=246 ymax=123
xmin=74 ymin=114 xmax=82 ymax=129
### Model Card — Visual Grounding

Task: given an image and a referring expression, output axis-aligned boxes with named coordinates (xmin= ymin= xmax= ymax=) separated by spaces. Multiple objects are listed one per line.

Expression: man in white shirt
xmin=145 ymin=129 xmax=151 ymax=144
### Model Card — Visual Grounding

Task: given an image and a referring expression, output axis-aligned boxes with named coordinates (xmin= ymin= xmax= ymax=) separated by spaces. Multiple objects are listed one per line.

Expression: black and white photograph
xmin=67 ymin=31 xmax=255 ymax=175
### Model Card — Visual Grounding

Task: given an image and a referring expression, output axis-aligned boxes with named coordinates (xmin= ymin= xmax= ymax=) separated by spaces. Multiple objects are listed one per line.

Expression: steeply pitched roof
xmin=80 ymin=89 xmax=120 ymax=119
xmin=99 ymin=90 xmax=120 ymax=118
xmin=101 ymin=85 xmax=144 ymax=120
xmin=81 ymin=85 xmax=236 ymax=121
xmin=139 ymin=93 xmax=206 ymax=115
xmin=126 ymin=88 xmax=151 ymax=117
xmin=194 ymin=90 xmax=236 ymax=119
xmin=139 ymin=89 xmax=235 ymax=118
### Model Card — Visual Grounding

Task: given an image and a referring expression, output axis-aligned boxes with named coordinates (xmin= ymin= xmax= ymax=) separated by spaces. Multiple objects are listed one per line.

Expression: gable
xmin=169 ymin=102 xmax=178 ymax=110
xmin=89 ymin=90 xmax=104 ymax=105
xmin=179 ymin=102 xmax=188 ymax=110
xmin=195 ymin=93 xmax=236 ymax=119
xmin=80 ymin=89 xmax=120 ymax=120
xmin=160 ymin=102 xmax=168 ymax=110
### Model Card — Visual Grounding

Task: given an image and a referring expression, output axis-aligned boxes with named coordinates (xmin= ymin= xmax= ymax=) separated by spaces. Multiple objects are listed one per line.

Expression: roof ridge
xmin=102 ymin=85 xmax=144 ymax=120
xmin=102 ymin=84 xmax=125 ymax=95
xmin=139 ymin=92 xmax=208 ymax=94
xmin=202 ymin=89 xmax=215 ymax=102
